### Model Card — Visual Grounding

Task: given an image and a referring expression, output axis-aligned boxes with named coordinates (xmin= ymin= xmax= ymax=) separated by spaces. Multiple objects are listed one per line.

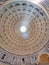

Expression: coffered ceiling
xmin=0 ymin=0 xmax=49 ymax=65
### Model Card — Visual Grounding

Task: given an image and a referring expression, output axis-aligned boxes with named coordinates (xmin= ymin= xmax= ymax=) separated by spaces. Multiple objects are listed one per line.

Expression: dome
xmin=0 ymin=0 xmax=49 ymax=65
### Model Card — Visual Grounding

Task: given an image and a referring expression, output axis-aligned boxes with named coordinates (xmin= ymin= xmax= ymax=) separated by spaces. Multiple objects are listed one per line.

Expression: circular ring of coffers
xmin=0 ymin=1 xmax=49 ymax=55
